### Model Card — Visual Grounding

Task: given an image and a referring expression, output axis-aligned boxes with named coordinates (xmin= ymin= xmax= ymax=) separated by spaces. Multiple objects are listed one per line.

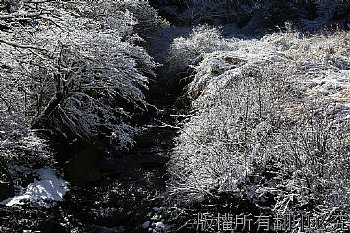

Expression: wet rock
xmin=65 ymin=144 xmax=103 ymax=185
xmin=133 ymin=131 xmax=157 ymax=149
xmin=102 ymin=155 xmax=139 ymax=177
xmin=0 ymin=161 xmax=14 ymax=201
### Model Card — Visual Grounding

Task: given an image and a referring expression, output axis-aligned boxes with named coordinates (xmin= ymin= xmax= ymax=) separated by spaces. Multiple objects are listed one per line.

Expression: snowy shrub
xmin=268 ymin=103 xmax=350 ymax=212
xmin=167 ymin=30 xmax=350 ymax=229
xmin=169 ymin=25 xmax=235 ymax=72
xmin=167 ymin=60 xmax=294 ymax=203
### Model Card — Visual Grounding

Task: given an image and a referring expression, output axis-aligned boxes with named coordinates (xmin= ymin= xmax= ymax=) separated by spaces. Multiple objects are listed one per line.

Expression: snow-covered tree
xmin=0 ymin=0 xmax=163 ymax=150
xmin=0 ymin=0 xmax=164 ymax=194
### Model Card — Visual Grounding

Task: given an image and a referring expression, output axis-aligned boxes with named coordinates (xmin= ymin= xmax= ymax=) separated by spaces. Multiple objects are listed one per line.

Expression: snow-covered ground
xmin=1 ymin=168 xmax=69 ymax=208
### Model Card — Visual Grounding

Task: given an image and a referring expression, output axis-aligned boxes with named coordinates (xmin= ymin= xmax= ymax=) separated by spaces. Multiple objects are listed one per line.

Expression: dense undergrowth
xmin=166 ymin=25 xmax=350 ymax=232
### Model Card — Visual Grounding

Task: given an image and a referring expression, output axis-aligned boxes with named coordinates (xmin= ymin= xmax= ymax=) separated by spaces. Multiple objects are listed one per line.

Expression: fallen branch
xmin=0 ymin=39 xmax=46 ymax=51
xmin=0 ymin=11 xmax=48 ymax=20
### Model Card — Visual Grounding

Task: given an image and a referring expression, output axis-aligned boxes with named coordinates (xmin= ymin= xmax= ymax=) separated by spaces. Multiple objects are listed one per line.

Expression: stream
xmin=57 ymin=42 xmax=187 ymax=231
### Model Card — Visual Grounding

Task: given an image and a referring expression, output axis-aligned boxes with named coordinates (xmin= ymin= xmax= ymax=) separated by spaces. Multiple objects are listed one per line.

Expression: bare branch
xmin=0 ymin=38 xmax=47 ymax=51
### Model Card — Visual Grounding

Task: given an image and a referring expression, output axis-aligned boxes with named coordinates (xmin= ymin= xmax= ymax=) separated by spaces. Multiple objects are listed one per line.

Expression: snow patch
xmin=151 ymin=219 xmax=166 ymax=233
xmin=152 ymin=207 xmax=166 ymax=212
xmin=154 ymin=220 xmax=165 ymax=232
xmin=142 ymin=220 xmax=150 ymax=229
xmin=0 ymin=168 xmax=69 ymax=208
